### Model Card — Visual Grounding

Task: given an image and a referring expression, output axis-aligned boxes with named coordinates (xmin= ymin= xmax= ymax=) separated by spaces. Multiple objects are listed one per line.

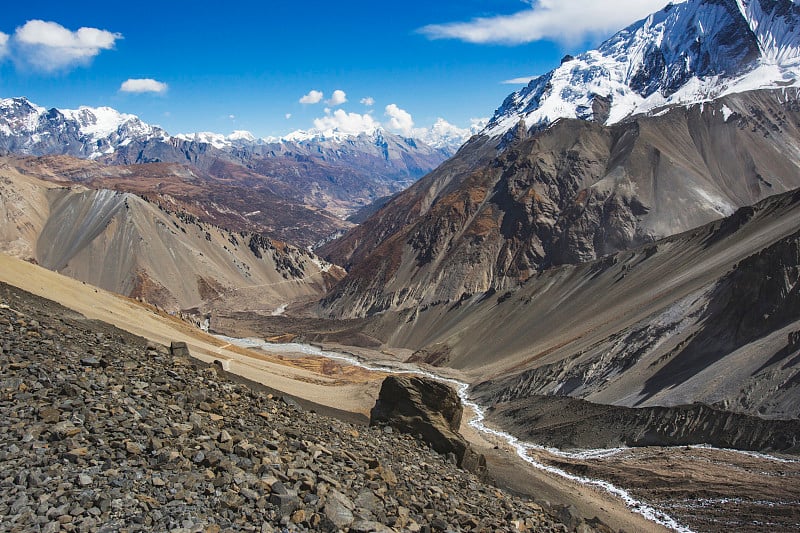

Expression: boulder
xmin=170 ymin=341 xmax=190 ymax=358
xmin=370 ymin=375 xmax=483 ymax=471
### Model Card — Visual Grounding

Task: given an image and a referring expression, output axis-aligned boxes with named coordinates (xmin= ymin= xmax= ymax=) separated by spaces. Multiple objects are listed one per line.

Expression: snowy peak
xmin=58 ymin=106 xmax=164 ymax=143
xmin=0 ymin=97 xmax=168 ymax=158
xmin=737 ymin=0 xmax=800 ymax=65
xmin=485 ymin=0 xmax=800 ymax=137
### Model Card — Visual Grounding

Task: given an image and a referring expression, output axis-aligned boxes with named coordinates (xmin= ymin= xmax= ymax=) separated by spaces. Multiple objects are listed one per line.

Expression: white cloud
xmin=418 ymin=0 xmax=673 ymax=45
xmin=411 ymin=117 xmax=490 ymax=151
xmin=384 ymin=104 xmax=414 ymax=136
xmin=313 ymin=109 xmax=379 ymax=134
xmin=0 ymin=33 xmax=9 ymax=60
xmin=470 ymin=117 xmax=489 ymax=133
xmin=285 ymin=113 xmax=292 ymax=119
xmin=299 ymin=90 xmax=324 ymax=104
xmin=360 ymin=96 xmax=375 ymax=106
xmin=120 ymin=78 xmax=168 ymax=94
xmin=326 ymin=89 xmax=347 ymax=106
xmin=13 ymin=20 xmax=121 ymax=72
xmin=502 ymin=76 xmax=539 ymax=85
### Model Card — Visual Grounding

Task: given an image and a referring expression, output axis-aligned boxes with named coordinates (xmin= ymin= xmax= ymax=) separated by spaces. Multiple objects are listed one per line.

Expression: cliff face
xmin=321 ymin=89 xmax=800 ymax=319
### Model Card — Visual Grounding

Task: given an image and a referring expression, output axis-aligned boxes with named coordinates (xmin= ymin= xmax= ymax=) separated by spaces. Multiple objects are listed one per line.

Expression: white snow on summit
xmin=484 ymin=0 xmax=800 ymax=137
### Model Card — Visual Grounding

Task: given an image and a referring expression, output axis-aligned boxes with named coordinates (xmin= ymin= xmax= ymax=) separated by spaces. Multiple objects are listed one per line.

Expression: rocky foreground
xmin=0 ymin=281 xmax=574 ymax=533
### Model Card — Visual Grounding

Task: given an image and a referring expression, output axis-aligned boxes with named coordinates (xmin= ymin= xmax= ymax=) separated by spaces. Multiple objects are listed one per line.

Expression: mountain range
xmin=0 ymin=96 xmax=462 ymax=246
xmin=318 ymin=0 xmax=800 ymax=422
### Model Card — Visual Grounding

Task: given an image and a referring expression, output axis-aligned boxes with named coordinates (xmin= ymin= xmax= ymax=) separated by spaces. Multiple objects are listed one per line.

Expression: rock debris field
xmin=0 ymin=282 xmax=569 ymax=533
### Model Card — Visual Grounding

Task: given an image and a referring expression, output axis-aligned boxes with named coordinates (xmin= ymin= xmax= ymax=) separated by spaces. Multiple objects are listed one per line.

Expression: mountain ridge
xmin=483 ymin=0 xmax=800 ymax=137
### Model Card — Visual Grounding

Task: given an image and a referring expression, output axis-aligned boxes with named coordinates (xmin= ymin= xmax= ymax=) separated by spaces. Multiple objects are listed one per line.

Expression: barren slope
xmin=3 ymin=155 xmax=349 ymax=248
xmin=345 ymin=188 xmax=800 ymax=419
xmin=0 ymin=167 xmax=343 ymax=315
xmin=321 ymin=90 xmax=800 ymax=319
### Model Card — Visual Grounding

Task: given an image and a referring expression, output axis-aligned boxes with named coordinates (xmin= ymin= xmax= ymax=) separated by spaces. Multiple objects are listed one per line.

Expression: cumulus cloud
xmin=326 ymin=89 xmax=347 ymax=106
xmin=360 ymin=96 xmax=375 ymax=106
xmin=299 ymin=90 xmax=324 ymax=104
xmin=119 ymin=78 xmax=168 ymax=94
xmin=313 ymin=109 xmax=378 ymax=134
xmin=285 ymin=113 xmax=292 ymax=119
xmin=418 ymin=0 xmax=672 ymax=45
xmin=384 ymin=104 xmax=414 ymax=136
xmin=12 ymin=20 xmax=121 ymax=72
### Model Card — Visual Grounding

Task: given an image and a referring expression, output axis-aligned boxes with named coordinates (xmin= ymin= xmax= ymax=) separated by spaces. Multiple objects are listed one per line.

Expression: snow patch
xmin=721 ymin=104 xmax=734 ymax=121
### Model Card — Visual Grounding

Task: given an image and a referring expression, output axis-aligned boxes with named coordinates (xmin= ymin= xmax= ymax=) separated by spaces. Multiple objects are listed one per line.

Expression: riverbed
xmin=213 ymin=339 xmax=800 ymax=532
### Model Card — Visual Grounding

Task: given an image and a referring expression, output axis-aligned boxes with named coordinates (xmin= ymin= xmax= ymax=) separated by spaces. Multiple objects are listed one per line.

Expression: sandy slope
xmin=0 ymin=163 xmax=342 ymax=315
xmin=0 ymin=253 xmax=380 ymax=414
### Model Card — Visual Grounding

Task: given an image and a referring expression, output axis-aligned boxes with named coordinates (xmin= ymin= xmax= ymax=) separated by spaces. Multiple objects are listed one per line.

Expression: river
xmin=215 ymin=337 xmax=799 ymax=533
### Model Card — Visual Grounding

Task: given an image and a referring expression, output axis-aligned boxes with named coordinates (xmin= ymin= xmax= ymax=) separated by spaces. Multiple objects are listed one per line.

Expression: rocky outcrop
xmin=370 ymin=376 xmax=486 ymax=473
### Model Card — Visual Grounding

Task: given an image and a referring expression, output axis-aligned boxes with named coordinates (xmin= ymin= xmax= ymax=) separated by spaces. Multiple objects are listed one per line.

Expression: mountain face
xmin=322 ymin=0 xmax=800 ymax=316
xmin=0 ymin=160 xmax=343 ymax=315
xmin=3 ymin=154 xmax=350 ymax=249
xmin=485 ymin=0 xmax=800 ymax=136
xmin=316 ymin=0 xmax=800 ymax=420
xmin=0 ymin=97 xmax=453 ymax=241
xmin=322 ymin=88 xmax=800 ymax=317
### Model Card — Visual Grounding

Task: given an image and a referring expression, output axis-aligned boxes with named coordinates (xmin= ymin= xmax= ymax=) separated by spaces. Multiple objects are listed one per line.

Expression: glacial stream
xmin=215 ymin=337 xmax=704 ymax=532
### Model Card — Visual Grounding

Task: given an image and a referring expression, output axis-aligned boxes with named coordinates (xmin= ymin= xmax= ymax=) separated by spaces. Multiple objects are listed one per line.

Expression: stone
xmin=170 ymin=341 xmax=191 ymax=358
xmin=80 ymin=356 xmax=104 ymax=368
xmin=370 ymin=376 xmax=471 ymax=466
xmin=290 ymin=509 xmax=306 ymax=524
xmin=269 ymin=493 xmax=300 ymax=516
xmin=50 ymin=421 xmax=81 ymax=440
xmin=38 ymin=407 xmax=61 ymax=423
xmin=324 ymin=497 xmax=354 ymax=529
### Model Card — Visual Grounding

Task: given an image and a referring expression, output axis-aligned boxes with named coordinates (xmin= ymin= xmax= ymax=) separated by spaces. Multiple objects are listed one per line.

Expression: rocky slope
xmin=0 ymin=281 xmax=568 ymax=532
xmin=322 ymin=186 xmax=800 ymax=421
xmin=2 ymin=155 xmax=349 ymax=248
xmin=0 ymin=164 xmax=342 ymax=315
xmin=0 ymin=97 xmax=451 ymax=237
xmin=321 ymin=88 xmax=800 ymax=317
xmin=477 ymin=395 xmax=800 ymax=452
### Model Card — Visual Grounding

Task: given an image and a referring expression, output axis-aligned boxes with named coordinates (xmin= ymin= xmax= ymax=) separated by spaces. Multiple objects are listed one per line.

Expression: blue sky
xmin=0 ymin=0 xmax=669 ymax=138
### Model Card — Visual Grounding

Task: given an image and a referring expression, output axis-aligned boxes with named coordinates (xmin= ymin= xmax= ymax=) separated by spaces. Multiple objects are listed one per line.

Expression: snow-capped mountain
xmin=0 ymin=96 xmax=454 ymax=237
xmin=176 ymin=121 xmax=479 ymax=154
xmin=485 ymin=0 xmax=800 ymax=136
xmin=0 ymin=96 xmax=466 ymax=162
xmin=0 ymin=97 xmax=169 ymax=158
xmin=412 ymin=118 xmax=487 ymax=152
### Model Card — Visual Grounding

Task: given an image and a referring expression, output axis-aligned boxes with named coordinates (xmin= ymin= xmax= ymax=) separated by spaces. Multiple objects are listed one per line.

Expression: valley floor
xmin=3 ymin=253 xmax=798 ymax=532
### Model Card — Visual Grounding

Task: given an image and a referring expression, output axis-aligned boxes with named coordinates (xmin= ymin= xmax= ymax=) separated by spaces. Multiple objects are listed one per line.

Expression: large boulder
xmin=370 ymin=375 xmax=485 ymax=472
